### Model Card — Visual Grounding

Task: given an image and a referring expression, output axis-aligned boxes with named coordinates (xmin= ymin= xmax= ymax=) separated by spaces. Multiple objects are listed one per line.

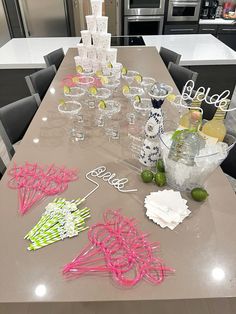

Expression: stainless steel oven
xmin=167 ymin=0 xmax=201 ymax=21
xmin=124 ymin=16 xmax=164 ymax=35
xmin=124 ymin=0 xmax=165 ymax=15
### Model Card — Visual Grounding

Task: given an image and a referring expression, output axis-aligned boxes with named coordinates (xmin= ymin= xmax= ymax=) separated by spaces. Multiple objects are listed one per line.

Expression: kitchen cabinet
xmin=198 ymin=24 xmax=218 ymax=36
xmin=164 ymin=24 xmax=199 ymax=34
xmin=217 ymin=25 xmax=236 ymax=51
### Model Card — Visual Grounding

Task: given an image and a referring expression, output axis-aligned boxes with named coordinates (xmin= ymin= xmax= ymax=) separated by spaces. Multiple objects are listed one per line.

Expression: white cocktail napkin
xmin=144 ymin=190 xmax=190 ymax=230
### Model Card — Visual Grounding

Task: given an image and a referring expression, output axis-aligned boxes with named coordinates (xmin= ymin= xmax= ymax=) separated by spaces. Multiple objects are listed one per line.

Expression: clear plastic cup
xmin=100 ymin=33 xmax=111 ymax=50
xmin=91 ymin=0 xmax=103 ymax=16
xmin=77 ymin=44 xmax=87 ymax=58
xmin=85 ymin=15 xmax=97 ymax=33
xmin=106 ymin=48 xmax=117 ymax=65
xmin=87 ymin=45 xmax=97 ymax=59
xmin=81 ymin=30 xmax=92 ymax=46
xmin=96 ymin=16 xmax=108 ymax=33
xmin=92 ymin=32 xmax=101 ymax=47
xmin=97 ymin=48 xmax=107 ymax=63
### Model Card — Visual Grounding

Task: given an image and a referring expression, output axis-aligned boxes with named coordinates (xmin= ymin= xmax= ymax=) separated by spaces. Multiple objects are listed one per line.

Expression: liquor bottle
xmin=179 ymin=93 xmax=203 ymax=129
xmin=168 ymin=111 xmax=203 ymax=166
xmin=201 ymin=100 xmax=229 ymax=142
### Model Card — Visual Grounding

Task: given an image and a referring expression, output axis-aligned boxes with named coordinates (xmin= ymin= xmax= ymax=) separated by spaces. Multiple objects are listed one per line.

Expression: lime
xmin=76 ymin=65 xmax=84 ymax=73
xmin=141 ymin=170 xmax=154 ymax=183
xmin=63 ymin=85 xmax=71 ymax=94
xmin=59 ymin=99 xmax=65 ymax=106
xmin=89 ymin=86 xmax=97 ymax=95
xmin=98 ymin=100 xmax=106 ymax=109
xmin=72 ymin=76 xmax=79 ymax=84
xmin=155 ymin=172 xmax=166 ymax=187
xmin=122 ymin=85 xmax=130 ymax=94
xmin=134 ymin=95 xmax=141 ymax=103
xmin=135 ymin=74 xmax=143 ymax=83
xmin=107 ymin=62 xmax=113 ymax=68
xmin=96 ymin=70 xmax=103 ymax=77
xmin=101 ymin=76 xmax=109 ymax=85
xmin=191 ymin=188 xmax=209 ymax=202
xmin=156 ymin=159 xmax=165 ymax=172
xmin=166 ymin=93 xmax=176 ymax=102
xmin=121 ymin=67 xmax=128 ymax=75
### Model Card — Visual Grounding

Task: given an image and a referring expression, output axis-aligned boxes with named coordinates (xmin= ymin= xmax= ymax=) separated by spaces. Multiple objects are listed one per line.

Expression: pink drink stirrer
xmin=8 ymin=162 xmax=78 ymax=215
xmin=63 ymin=209 xmax=174 ymax=287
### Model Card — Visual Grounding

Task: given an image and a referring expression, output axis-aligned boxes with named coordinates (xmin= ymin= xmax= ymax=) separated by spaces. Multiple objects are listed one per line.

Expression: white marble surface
xmin=0 ymin=35 xmax=236 ymax=68
xmin=199 ymin=18 xmax=236 ymax=24
xmin=0 ymin=37 xmax=80 ymax=69
xmin=143 ymin=34 xmax=236 ymax=65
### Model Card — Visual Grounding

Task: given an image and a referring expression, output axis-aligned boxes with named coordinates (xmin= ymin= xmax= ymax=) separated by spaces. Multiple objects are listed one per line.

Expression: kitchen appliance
xmin=167 ymin=0 xmax=201 ymax=22
xmin=124 ymin=0 xmax=165 ymax=35
xmin=200 ymin=0 xmax=219 ymax=19
xmin=2 ymin=0 xmax=71 ymax=37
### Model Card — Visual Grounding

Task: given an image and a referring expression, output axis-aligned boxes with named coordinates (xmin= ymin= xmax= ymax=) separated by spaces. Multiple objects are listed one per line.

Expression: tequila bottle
xmin=179 ymin=93 xmax=203 ymax=129
xmin=168 ymin=111 xmax=202 ymax=166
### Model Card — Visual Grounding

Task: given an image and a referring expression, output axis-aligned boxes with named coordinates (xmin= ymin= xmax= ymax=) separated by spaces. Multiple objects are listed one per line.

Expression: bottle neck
xmin=213 ymin=100 xmax=229 ymax=121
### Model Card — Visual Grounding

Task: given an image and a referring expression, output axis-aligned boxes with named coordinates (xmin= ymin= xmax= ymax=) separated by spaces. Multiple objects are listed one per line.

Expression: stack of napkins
xmin=144 ymin=190 xmax=190 ymax=230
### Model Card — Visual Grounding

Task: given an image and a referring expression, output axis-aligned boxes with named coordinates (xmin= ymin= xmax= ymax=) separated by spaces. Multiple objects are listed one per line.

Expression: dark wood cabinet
xmin=198 ymin=24 xmax=218 ymax=36
xmin=217 ymin=25 xmax=236 ymax=51
xmin=164 ymin=24 xmax=198 ymax=34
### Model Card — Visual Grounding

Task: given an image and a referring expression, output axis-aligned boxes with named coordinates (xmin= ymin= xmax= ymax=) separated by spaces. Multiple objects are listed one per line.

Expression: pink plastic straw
xmin=63 ymin=209 xmax=174 ymax=287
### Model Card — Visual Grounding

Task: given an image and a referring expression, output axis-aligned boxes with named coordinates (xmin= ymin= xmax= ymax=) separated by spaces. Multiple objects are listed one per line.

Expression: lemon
xmin=88 ymin=86 xmax=97 ymax=95
xmin=76 ymin=65 xmax=84 ymax=73
xmin=98 ymin=100 xmax=106 ymax=109
xmin=122 ymin=85 xmax=130 ymax=94
xmin=101 ymin=76 xmax=109 ymax=85
xmin=134 ymin=95 xmax=141 ymax=103
xmin=72 ymin=76 xmax=80 ymax=84
xmin=96 ymin=70 xmax=103 ymax=77
xmin=191 ymin=188 xmax=209 ymax=202
xmin=141 ymin=170 xmax=154 ymax=183
xmin=107 ymin=62 xmax=113 ymax=68
xmin=135 ymin=74 xmax=143 ymax=83
xmin=166 ymin=93 xmax=176 ymax=102
xmin=155 ymin=172 xmax=166 ymax=187
xmin=156 ymin=159 xmax=165 ymax=172
xmin=63 ymin=85 xmax=71 ymax=94
xmin=121 ymin=67 xmax=128 ymax=75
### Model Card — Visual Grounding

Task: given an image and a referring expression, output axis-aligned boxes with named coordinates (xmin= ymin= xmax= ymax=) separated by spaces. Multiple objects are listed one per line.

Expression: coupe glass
xmin=140 ymin=77 xmax=156 ymax=93
xmin=73 ymin=76 xmax=95 ymax=90
xmin=122 ymin=70 xmax=139 ymax=85
xmin=98 ymin=100 xmax=121 ymax=118
xmin=123 ymin=86 xmax=144 ymax=102
xmin=133 ymin=98 xmax=152 ymax=117
xmin=64 ymin=87 xmax=86 ymax=99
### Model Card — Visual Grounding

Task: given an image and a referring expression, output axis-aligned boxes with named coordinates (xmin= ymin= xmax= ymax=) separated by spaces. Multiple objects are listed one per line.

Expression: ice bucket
xmin=159 ymin=132 xmax=236 ymax=191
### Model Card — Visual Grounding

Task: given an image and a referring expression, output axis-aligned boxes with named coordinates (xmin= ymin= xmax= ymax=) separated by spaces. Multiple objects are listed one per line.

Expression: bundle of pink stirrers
xmin=63 ymin=209 xmax=174 ymax=287
xmin=8 ymin=162 xmax=78 ymax=215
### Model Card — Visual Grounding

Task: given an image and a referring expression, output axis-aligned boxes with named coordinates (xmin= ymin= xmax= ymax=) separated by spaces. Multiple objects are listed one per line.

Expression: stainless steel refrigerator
xmin=0 ymin=0 xmax=11 ymax=46
xmin=3 ymin=0 xmax=72 ymax=37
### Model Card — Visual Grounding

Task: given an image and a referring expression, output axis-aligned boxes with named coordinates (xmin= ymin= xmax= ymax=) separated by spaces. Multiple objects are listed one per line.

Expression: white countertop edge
xmin=0 ymin=63 xmax=46 ymax=69
xmin=199 ymin=18 xmax=236 ymax=25
xmin=180 ymin=59 xmax=236 ymax=66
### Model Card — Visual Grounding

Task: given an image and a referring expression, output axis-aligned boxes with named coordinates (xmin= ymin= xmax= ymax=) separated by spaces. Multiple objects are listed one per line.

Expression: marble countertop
xmin=143 ymin=34 xmax=236 ymax=66
xmin=0 ymin=35 xmax=236 ymax=69
xmin=199 ymin=18 xmax=236 ymax=25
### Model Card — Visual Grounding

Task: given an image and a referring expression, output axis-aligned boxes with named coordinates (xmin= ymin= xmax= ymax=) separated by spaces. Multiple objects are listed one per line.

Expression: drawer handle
xmin=221 ymin=28 xmax=236 ymax=31
xmin=170 ymin=28 xmax=195 ymax=31
xmin=201 ymin=28 xmax=216 ymax=31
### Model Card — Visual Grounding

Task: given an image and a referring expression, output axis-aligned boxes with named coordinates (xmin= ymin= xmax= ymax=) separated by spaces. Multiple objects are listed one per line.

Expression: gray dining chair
xmin=25 ymin=65 xmax=56 ymax=100
xmin=0 ymin=120 xmax=15 ymax=179
xmin=44 ymin=48 xmax=65 ymax=70
xmin=168 ymin=62 xmax=198 ymax=93
xmin=159 ymin=47 xmax=181 ymax=68
xmin=0 ymin=94 xmax=41 ymax=145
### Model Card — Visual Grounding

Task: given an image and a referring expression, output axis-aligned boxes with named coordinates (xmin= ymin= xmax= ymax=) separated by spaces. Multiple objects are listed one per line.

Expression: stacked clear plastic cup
xmin=85 ymin=15 xmax=97 ymax=33
xmin=91 ymin=0 xmax=103 ymax=16
xmin=81 ymin=30 xmax=92 ymax=46
xmin=96 ymin=16 xmax=108 ymax=33
xmin=77 ymin=44 xmax=87 ymax=58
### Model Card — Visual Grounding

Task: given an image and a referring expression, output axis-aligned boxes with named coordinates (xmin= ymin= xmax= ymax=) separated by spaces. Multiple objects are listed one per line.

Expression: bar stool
xmin=168 ymin=62 xmax=198 ymax=93
xmin=44 ymin=48 xmax=65 ymax=70
xmin=0 ymin=94 xmax=41 ymax=145
xmin=159 ymin=47 xmax=181 ymax=68
xmin=25 ymin=65 xmax=56 ymax=100
xmin=0 ymin=121 xmax=15 ymax=179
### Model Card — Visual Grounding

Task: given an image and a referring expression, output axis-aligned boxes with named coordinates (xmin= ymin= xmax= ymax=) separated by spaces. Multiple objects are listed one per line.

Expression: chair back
xmin=0 ymin=120 xmax=15 ymax=179
xmin=0 ymin=94 xmax=41 ymax=144
xmin=168 ymin=62 xmax=198 ymax=93
xmin=159 ymin=47 xmax=181 ymax=68
xmin=44 ymin=48 xmax=64 ymax=70
xmin=25 ymin=65 xmax=56 ymax=100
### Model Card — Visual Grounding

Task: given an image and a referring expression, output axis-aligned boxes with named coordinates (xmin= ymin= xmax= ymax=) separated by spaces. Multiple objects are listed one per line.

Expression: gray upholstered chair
xmin=168 ymin=62 xmax=198 ymax=93
xmin=0 ymin=94 xmax=41 ymax=145
xmin=159 ymin=47 xmax=181 ymax=68
xmin=44 ymin=48 xmax=65 ymax=70
xmin=25 ymin=65 xmax=56 ymax=100
xmin=0 ymin=120 xmax=15 ymax=179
